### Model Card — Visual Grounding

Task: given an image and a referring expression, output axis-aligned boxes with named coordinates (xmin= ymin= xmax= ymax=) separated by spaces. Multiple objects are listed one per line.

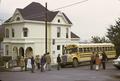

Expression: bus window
xmin=107 ymin=47 xmax=109 ymax=51
xmin=83 ymin=48 xmax=87 ymax=53
xmin=105 ymin=47 xmax=107 ymax=51
xmin=79 ymin=48 xmax=83 ymax=52
xmin=87 ymin=48 xmax=90 ymax=52
xmin=102 ymin=47 xmax=104 ymax=51
xmin=93 ymin=47 xmax=96 ymax=52
xmin=100 ymin=47 xmax=103 ymax=51
xmin=66 ymin=47 xmax=78 ymax=54
xmin=109 ymin=47 xmax=112 ymax=51
xmin=97 ymin=47 xmax=99 ymax=52
xmin=90 ymin=47 xmax=93 ymax=52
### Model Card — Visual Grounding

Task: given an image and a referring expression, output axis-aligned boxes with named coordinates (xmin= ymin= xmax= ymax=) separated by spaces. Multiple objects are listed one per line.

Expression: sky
xmin=0 ymin=0 xmax=120 ymax=41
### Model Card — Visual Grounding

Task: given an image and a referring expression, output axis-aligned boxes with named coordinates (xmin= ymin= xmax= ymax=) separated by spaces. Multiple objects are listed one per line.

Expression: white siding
xmin=3 ymin=11 xmax=80 ymax=64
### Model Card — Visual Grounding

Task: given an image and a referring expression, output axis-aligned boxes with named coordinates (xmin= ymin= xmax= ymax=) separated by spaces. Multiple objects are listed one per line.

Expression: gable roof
xmin=71 ymin=32 xmax=80 ymax=38
xmin=5 ymin=2 xmax=72 ymax=24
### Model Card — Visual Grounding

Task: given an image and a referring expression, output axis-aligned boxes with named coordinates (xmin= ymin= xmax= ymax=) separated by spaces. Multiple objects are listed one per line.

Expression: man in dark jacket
xmin=57 ymin=54 xmax=61 ymax=70
xmin=101 ymin=51 xmax=108 ymax=70
xmin=45 ymin=52 xmax=51 ymax=71
xmin=31 ymin=56 xmax=35 ymax=73
xmin=41 ymin=54 xmax=46 ymax=72
xmin=90 ymin=52 xmax=95 ymax=70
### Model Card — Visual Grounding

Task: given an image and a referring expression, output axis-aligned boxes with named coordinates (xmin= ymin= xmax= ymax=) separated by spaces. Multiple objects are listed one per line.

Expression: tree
xmin=91 ymin=36 xmax=110 ymax=43
xmin=106 ymin=18 xmax=120 ymax=57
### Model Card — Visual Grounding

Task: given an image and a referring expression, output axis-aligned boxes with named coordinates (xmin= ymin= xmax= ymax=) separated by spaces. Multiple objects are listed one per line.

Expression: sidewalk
xmin=9 ymin=64 xmax=58 ymax=72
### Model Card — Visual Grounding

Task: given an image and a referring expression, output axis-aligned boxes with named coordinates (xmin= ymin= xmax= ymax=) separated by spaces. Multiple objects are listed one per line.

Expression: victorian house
xmin=3 ymin=2 xmax=80 ymax=63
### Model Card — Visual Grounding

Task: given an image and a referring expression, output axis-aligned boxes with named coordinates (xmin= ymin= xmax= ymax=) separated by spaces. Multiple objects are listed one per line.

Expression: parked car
xmin=113 ymin=56 xmax=120 ymax=69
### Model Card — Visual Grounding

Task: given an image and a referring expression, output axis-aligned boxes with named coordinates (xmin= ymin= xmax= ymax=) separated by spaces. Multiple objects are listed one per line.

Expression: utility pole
xmin=45 ymin=2 xmax=47 ymax=54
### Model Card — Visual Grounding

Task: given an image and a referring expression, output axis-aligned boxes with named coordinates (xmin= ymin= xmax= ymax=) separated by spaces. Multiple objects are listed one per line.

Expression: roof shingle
xmin=71 ymin=32 xmax=80 ymax=38
xmin=5 ymin=2 xmax=72 ymax=24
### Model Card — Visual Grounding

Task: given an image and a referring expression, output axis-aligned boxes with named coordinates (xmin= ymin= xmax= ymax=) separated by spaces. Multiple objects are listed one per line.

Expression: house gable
xmin=8 ymin=9 xmax=24 ymax=22
xmin=52 ymin=12 xmax=72 ymax=25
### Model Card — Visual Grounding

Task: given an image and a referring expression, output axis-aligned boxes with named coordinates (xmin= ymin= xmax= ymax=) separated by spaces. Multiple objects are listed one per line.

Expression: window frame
xmin=5 ymin=29 xmax=9 ymax=38
xmin=57 ymin=45 xmax=61 ymax=50
xmin=66 ymin=28 xmax=69 ymax=38
xmin=23 ymin=28 xmax=28 ymax=37
xmin=57 ymin=27 xmax=61 ymax=38
xmin=12 ymin=28 xmax=15 ymax=37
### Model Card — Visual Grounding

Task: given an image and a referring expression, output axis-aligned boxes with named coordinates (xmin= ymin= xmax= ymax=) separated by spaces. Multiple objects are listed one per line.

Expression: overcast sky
xmin=0 ymin=0 xmax=120 ymax=41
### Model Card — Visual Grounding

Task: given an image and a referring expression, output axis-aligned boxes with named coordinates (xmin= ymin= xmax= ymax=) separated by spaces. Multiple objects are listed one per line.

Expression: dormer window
xmin=16 ymin=17 xmax=20 ymax=21
xmin=58 ymin=19 xmax=60 ymax=23
xmin=23 ymin=28 xmax=28 ymax=37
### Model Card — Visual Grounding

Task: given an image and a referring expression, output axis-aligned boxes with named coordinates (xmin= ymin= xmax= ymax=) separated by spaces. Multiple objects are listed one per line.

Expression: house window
xmin=5 ymin=45 xmax=9 ymax=55
xmin=16 ymin=17 xmax=20 ymax=21
xmin=12 ymin=29 xmax=15 ymax=37
xmin=57 ymin=27 xmax=61 ymax=37
xmin=62 ymin=45 xmax=65 ymax=54
xmin=57 ymin=45 xmax=60 ymax=50
xmin=58 ymin=19 xmax=60 ymax=23
xmin=5 ymin=29 xmax=9 ymax=38
xmin=52 ymin=39 xmax=55 ymax=45
xmin=23 ymin=28 xmax=28 ymax=37
xmin=66 ymin=28 xmax=69 ymax=38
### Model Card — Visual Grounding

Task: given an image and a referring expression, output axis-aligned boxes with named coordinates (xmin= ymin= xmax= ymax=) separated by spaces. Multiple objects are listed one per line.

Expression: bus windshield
xmin=66 ymin=47 xmax=78 ymax=54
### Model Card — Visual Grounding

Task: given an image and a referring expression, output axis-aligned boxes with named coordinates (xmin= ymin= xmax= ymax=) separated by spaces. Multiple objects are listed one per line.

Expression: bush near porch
xmin=0 ymin=56 xmax=12 ymax=68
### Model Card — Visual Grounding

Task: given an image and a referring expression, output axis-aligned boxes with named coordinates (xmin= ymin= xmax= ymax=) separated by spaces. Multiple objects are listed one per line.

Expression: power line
xmin=53 ymin=0 xmax=88 ymax=10
xmin=20 ymin=0 xmax=88 ymax=20
xmin=0 ymin=0 xmax=88 ymax=22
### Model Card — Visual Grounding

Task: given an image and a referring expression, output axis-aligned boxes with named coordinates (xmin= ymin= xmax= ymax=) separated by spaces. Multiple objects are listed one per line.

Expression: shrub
xmin=0 ymin=56 xmax=12 ymax=66
xmin=0 ymin=56 xmax=4 ymax=66
xmin=2 ymin=56 xmax=12 ymax=62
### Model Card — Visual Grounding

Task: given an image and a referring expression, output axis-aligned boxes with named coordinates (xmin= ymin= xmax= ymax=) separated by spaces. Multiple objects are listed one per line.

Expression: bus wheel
xmin=72 ymin=59 xmax=78 ymax=67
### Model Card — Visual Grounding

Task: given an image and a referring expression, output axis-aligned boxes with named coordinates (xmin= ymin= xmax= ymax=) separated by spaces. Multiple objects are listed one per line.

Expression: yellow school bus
xmin=61 ymin=43 xmax=116 ymax=67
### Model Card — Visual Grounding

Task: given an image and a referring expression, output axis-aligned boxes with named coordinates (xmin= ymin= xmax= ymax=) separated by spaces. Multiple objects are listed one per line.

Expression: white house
xmin=3 ymin=2 xmax=80 ymax=64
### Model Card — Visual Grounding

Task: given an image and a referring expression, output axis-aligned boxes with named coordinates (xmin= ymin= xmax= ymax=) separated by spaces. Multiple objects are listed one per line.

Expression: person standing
xmin=57 ymin=54 xmax=61 ymax=70
xmin=20 ymin=56 xmax=25 ymax=71
xmin=40 ymin=54 xmax=46 ymax=72
xmin=24 ymin=56 xmax=28 ymax=71
xmin=45 ymin=52 xmax=51 ymax=71
xmin=31 ymin=56 xmax=35 ymax=73
xmin=27 ymin=57 xmax=32 ymax=71
xmin=101 ymin=51 xmax=108 ymax=70
xmin=90 ymin=52 xmax=95 ymax=70
xmin=95 ymin=54 xmax=101 ymax=71
xmin=62 ymin=53 xmax=67 ymax=65
xmin=35 ymin=55 xmax=40 ymax=69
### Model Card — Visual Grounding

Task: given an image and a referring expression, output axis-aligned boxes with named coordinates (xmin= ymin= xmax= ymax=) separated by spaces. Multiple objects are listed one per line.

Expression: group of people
xmin=19 ymin=51 xmax=108 ymax=73
xmin=90 ymin=51 xmax=108 ymax=71
xmin=19 ymin=52 xmax=62 ymax=73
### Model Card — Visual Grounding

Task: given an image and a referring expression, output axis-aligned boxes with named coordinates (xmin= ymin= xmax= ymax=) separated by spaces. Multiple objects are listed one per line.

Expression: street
xmin=0 ymin=61 xmax=120 ymax=81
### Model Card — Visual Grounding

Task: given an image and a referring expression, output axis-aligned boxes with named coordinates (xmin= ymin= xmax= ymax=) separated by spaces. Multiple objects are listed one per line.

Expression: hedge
xmin=0 ymin=56 xmax=12 ymax=66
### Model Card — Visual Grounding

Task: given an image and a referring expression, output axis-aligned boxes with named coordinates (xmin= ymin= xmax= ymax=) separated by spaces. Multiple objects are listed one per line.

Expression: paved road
xmin=0 ymin=62 xmax=120 ymax=81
